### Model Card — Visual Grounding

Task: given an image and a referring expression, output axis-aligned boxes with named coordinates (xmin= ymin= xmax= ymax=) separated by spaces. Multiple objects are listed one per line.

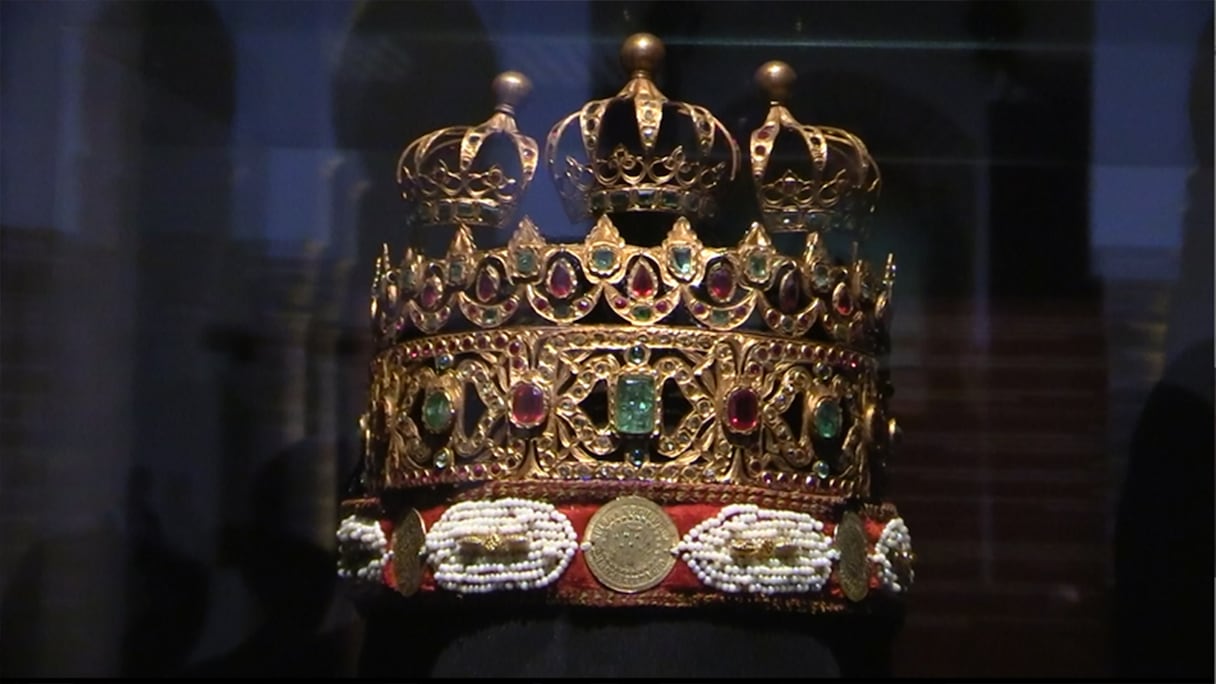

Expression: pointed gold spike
xmin=446 ymin=223 xmax=477 ymax=259
xmin=740 ymin=221 xmax=773 ymax=250
xmin=667 ymin=216 xmax=698 ymax=243
xmin=586 ymin=214 xmax=625 ymax=248
xmin=803 ymin=231 xmax=829 ymax=264
xmin=508 ymin=214 xmax=546 ymax=249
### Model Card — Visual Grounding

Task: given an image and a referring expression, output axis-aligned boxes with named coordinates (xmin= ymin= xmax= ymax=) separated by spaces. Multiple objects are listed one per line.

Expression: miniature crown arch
xmin=397 ymin=71 xmax=539 ymax=231
xmin=749 ymin=61 xmax=882 ymax=237
xmin=544 ymin=33 xmax=741 ymax=223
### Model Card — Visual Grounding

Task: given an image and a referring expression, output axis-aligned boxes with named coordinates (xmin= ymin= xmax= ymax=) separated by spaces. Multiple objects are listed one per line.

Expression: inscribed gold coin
xmin=583 ymin=496 xmax=678 ymax=593
xmin=391 ymin=508 xmax=426 ymax=597
xmin=834 ymin=510 xmax=870 ymax=602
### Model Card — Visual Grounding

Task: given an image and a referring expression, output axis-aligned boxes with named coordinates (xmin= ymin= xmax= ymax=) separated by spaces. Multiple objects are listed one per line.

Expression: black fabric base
xmin=356 ymin=597 xmax=902 ymax=678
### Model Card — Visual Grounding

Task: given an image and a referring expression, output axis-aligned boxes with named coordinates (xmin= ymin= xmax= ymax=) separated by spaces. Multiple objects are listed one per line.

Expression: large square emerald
xmin=614 ymin=374 xmax=656 ymax=435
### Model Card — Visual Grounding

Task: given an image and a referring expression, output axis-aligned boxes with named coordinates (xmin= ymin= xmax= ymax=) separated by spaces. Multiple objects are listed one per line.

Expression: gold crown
xmin=545 ymin=33 xmax=740 ymax=222
xmin=397 ymin=71 xmax=538 ymax=230
xmin=342 ymin=35 xmax=913 ymax=614
xmin=751 ymin=61 xmax=881 ymax=235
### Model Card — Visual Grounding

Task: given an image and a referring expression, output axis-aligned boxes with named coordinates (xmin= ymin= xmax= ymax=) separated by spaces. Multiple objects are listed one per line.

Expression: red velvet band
xmin=347 ymin=496 xmax=898 ymax=612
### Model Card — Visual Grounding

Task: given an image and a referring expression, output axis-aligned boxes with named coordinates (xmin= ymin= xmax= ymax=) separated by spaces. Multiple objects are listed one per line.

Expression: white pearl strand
xmin=676 ymin=504 xmax=838 ymax=595
xmin=336 ymin=515 xmax=392 ymax=582
xmin=425 ymin=498 xmax=577 ymax=594
xmin=869 ymin=517 xmax=914 ymax=593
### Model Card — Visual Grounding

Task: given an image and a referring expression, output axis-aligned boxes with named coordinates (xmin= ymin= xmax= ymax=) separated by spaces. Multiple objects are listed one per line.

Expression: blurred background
xmin=1 ymin=0 xmax=1211 ymax=677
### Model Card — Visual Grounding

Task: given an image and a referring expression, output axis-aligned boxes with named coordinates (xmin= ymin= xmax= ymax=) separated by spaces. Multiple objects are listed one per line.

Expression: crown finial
xmin=620 ymin=33 xmax=665 ymax=76
xmin=493 ymin=71 xmax=532 ymax=114
xmin=755 ymin=60 xmax=796 ymax=105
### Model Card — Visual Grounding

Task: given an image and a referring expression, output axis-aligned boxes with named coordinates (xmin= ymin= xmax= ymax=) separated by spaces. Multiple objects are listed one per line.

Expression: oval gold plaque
xmin=391 ymin=508 xmax=426 ymax=597
xmin=834 ymin=510 xmax=870 ymax=602
xmin=583 ymin=496 xmax=678 ymax=593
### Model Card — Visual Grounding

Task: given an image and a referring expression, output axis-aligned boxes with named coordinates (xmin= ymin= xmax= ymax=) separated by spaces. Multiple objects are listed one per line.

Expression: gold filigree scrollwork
xmin=367 ymin=327 xmax=882 ymax=497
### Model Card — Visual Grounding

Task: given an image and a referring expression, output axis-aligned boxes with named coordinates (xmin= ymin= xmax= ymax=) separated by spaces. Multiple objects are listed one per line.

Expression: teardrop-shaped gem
xmin=706 ymin=261 xmax=735 ymax=303
xmin=546 ymin=259 xmax=575 ymax=300
xmin=475 ymin=266 xmax=500 ymax=304
xmin=833 ymin=282 xmax=853 ymax=316
xmin=419 ymin=278 xmax=442 ymax=311
xmin=778 ymin=269 xmax=800 ymax=313
xmin=627 ymin=260 xmax=658 ymax=299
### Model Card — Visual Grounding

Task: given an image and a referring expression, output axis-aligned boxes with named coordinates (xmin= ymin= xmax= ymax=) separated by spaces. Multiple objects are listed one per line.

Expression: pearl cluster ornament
xmin=869 ymin=517 xmax=914 ymax=593
xmin=336 ymin=515 xmax=391 ymax=582
xmin=425 ymin=498 xmax=577 ymax=594
xmin=676 ymin=504 xmax=838 ymax=595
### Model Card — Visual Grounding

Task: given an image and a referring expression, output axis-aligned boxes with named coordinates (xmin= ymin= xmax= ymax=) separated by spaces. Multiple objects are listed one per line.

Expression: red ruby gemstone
xmin=726 ymin=388 xmax=759 ymax=433
xmin=706 ymin=262 xmax=735 ymax=303
xmin=476 ymin=269 xmax=498 ymax=303
xmin=655 ymin=299 xmax=670 ymax=313
xmin=628 ymin=263 xmax=657 ymax=299
xmin=778 ymin=272 xmax=800 ymax=313
xmin=420 ymin=282 xmax=441 ymax=310
xmin=547 ymin=260 xmax=575 ymax=299
xmin=510 ymin=383 xmax=547 ymax=428
xmin=835 ymin=290 xmax=853 ymax=315
xmin=533 ymin=298 xmax=549 ymax=310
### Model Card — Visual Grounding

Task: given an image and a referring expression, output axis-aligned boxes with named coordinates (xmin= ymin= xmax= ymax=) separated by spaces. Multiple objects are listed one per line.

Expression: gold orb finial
xmin=755 ymin=60 xmax=796 ymax=104
xmin=493 ymin=71 xmax=532 ymax=113
xmin=620 ymin=33 xmax=665 ymax=76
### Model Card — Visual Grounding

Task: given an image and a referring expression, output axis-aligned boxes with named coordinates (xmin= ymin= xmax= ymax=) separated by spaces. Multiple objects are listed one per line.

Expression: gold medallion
xmin=583 ymin=496 xmax=678 ymax=593
xmin=834 ymin=510 xmax=870 ymax=602
xmin=391 ymin=508 xmax=426 ymax=597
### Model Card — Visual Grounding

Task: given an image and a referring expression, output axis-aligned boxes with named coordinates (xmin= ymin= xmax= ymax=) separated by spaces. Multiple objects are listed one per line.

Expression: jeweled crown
xmin=397 ymin=71 xmax=538 ymax=230
xmin=546 ymin=33 xmax=740 ymax=222
xmin=344 ymin=35 xmax=913 ymax=615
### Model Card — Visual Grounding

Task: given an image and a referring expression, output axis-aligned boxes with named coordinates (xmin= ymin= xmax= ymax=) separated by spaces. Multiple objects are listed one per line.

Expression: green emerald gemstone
xmin=747 ymin=253 xmax=769 ymax=280
xmin=483 ymin=309 xmax=499 ymax=325
xmin=422 ymin=390 xmax=454 ymax=433
xmin=659 ymin=191 xmax=681 ymax=210
xmin=670 ymin=247 xmax=694 ymax=276
xmin=626 ymin=344 xmax=647 ymax=364
xmin=591 ymin=247 xmax=616 ymax=273
xmin=710 ymin=310 xmax=730 ymax=325
xmin=590 ymin=194 xmax=608 ymax=212
xmin=609 ymin=190 xmax=630 ymax=210
xmin=615 ymin=374 xmax=657 ymax=435
xmin=631 ymin=305 xmax=652 ymax=321
xmin=515 ymin=249 xmax=537 ymax=275
xmin=449 ymin=261 xmax=465 ymax=283
xmin=814 ymin=399 xmax=842 ymax=439
xmin=813 ymin=460 xmax=831 ymax=478
xmin=435 ymin=448 xmax=452 ymax=469
xmin=456 ymin=202 xmax=476 ymax=219
xmin=812 ymin=265 xmax=832 ymax=290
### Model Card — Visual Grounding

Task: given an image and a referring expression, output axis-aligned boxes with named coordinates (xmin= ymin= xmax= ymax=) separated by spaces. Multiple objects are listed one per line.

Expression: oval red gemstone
xmin=476 ymin=268 xmax=498 ymax=303
xmin=655 ymin=299 xmax=670 ymax=313
xmin=510 ymin=383 xmax=547 ymax=428
xmin=628 ymin=262 xmax=657 ymax=299
xmin=706 ymin=262 xmax=735 ymax=303
xmin=420 ymin=282 xmax=441 ymax=310
xmin=533 ymin=298 xmax=549 ymax=310
xmin=547 ymin=260 xmax=575 ymax=299
xmin=726 ymin=388 xmax=759 ymax=433
xmin=834 ymin=288 xmax=853 ymax=315
xmin=778 ymin=271 xmax=800 ymax=313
